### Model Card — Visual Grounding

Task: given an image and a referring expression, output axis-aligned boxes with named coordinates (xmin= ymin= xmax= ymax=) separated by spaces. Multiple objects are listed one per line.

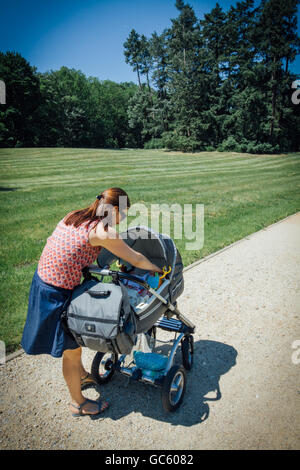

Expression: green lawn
xmin=1 ymin=147 xmax=300 ymax=353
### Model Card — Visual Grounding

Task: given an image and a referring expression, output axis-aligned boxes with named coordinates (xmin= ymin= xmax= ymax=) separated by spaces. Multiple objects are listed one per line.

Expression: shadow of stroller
xmin=85 ymin=339 xmax=237 ymax=427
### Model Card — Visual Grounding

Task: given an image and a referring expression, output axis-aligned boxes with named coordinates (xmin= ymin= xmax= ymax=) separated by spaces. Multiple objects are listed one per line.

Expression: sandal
xmin=70 ymin=398 xmax=110 ymax=417
xmin=80 ymin=372 xmax=98 ymax=390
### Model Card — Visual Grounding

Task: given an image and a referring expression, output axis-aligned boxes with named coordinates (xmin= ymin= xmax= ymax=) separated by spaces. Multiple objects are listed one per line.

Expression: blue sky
xmin=1 ymin=0 xmax=299 ymax=83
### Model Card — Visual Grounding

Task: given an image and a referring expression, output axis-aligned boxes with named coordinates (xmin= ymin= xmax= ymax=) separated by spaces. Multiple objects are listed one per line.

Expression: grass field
xmin=1 ymin=147 xmax=300 ymax=353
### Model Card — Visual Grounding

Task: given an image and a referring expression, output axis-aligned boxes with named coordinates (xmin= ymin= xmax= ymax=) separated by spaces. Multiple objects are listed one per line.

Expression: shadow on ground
xmin=84 ymin=340 xmax=238 ymax=427
xmin=0 ymin=186 xmax=19 ymax=191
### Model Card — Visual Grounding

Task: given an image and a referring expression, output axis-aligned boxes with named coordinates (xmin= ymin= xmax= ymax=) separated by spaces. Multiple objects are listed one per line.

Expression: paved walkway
xmin=1 ymin=213 xmax=299 ymax=450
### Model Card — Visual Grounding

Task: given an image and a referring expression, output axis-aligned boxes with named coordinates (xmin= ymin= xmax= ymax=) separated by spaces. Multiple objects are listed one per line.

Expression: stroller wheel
xmin=91 ymin=352 xmax=118 ymax=385
xmin=181 ymin=335 xmax=194 ymax=370
xmin=161 ymin=365 xmax=186 ymax=412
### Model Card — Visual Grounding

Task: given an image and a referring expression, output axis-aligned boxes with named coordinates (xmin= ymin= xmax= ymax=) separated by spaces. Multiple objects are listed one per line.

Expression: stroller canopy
xmin=97 ymin=226 xmax=184 ymax=333
xmin=97 ymin=226 xmax=169 ymax=275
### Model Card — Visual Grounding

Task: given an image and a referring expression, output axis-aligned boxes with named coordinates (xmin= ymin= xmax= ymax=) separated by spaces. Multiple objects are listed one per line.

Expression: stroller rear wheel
xmin=91 ymin=352 xmax=118 ymax=385
xmin=161 ymin=365 xmax=186 ymax=412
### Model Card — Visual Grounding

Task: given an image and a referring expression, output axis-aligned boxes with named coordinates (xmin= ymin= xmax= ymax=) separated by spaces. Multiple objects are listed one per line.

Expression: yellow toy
xmin=158 ymin=265 xmax=172 ymax=286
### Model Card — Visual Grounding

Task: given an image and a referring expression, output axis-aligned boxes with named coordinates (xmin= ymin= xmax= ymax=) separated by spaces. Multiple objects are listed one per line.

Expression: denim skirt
xmin=21 ymin=269 xmax=79 ymax=358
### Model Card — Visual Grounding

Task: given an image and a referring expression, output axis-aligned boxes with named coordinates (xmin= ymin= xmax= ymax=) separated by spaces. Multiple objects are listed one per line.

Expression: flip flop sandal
xmin=70 ymin=398 xmax=110 ymax=418
xmin=80 ymin=373 xmax=98 ymax=390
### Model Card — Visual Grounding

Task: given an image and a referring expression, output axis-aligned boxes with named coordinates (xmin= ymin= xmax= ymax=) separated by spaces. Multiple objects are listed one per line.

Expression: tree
xmin=89 ymin=79 xmax=138 ymax=148
xmin=36 ymin=67 xmax=91 ymax=147
xmin=127 ymin=88 xmax=153 ymax=145
xmin=0 ymin=51 xmax=41 ymax=147
xmin=255 ymin=0 xmax=300 ymax=141
xmin=123 ymin=29 xmax=144 ymax=90
xmin=150 ymin=30 xmax=169 ymax=99
xmin=165 ymin=0 xmax=202 ymax=139
xmin=139 ymin=34 xmax=153 ymax=93
xmin=218 ymin=0 xmax=260 ymax=144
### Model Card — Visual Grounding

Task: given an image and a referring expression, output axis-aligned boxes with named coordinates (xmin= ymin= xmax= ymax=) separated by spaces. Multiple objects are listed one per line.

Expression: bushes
xmin=216 ymin=136 xmax=280 ymax=154
xmin=161 ymin=132 xmax=203 ymax=152
xmin=247 ymin=142 xmax=280 ymax=154
xmin=217 ymin=136 xmax=240 ymax=152
xmin=145 ymin=132 xmax=282 ymax=154
xmin=144 ymin=138 xmax=165 ymax=149
xmin=204 ymin=145 xmax=216 ymax=152
xmin=104 ymin=137 xmax=119 ymax=149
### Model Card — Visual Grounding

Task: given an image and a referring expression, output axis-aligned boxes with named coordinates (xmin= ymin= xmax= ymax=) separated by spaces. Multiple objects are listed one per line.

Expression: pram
xmin=85 ymin=226 xmax=195 ymax=412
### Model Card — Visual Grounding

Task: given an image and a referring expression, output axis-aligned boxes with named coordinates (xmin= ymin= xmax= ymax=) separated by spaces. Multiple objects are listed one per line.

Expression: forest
xmin=0 ymin=0 xmax=299 ymax=153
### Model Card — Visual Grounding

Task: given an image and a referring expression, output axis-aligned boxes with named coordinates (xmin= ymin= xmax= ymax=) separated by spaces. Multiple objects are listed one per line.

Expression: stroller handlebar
xmin=86 ymin=265 xmax=151 ymax=290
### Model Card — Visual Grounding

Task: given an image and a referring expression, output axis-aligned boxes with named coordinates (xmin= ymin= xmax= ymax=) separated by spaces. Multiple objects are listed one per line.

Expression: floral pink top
xmin=37 ymin=216 xmax=101 ymax=290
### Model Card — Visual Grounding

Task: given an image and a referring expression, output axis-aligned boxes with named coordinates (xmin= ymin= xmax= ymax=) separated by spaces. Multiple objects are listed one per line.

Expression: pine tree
xmin=149 ymin=30 xmax=169 ymax=99
xmin=139 ymin=34 xmax=153 ymax=93
xmin=198 ymin=2 xmax=229 ymax=146
xmin=165 ymin=0 xmax=202 ymax=140
xmin=127 ymin=88 xmax=153 ymax=145
xmin=255 ymin=0 xmax=300 ymax=143
xmin=147 ymin=30 xmax=174 ymax=138
xmin=219 ymin=0 xmax=259 ymax=145
xmin=123 ymin=29 xmax=144 ymax=90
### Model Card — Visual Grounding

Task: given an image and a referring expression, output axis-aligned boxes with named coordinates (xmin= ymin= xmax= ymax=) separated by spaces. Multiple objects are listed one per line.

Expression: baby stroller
xmin=84 ymin=226 xmax=196 ymax=412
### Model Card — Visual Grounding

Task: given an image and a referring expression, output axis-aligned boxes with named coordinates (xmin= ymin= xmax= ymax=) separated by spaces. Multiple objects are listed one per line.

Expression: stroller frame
xmin=87 ymin=265 xmax=196 ymax=412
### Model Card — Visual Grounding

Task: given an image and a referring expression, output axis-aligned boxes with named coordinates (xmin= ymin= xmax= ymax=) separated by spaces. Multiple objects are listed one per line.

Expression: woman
xmin=21 ymin=187 xmax=162 ymax=417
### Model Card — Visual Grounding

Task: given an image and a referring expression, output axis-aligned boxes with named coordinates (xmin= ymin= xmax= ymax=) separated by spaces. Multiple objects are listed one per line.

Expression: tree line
xmin=0 ymin=0 xmax=299 ymax=153
xmin=0 ymin=55 xmax=140 ymax=149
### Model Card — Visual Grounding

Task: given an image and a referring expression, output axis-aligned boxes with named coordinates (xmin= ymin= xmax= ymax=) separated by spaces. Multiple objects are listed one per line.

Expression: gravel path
xmin=1 ymin=213 xmax=299 ymax=450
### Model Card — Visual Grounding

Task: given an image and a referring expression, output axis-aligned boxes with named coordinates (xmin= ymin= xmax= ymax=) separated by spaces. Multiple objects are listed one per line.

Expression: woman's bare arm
xmin=89 ymin=224 xmax=163 ymax=273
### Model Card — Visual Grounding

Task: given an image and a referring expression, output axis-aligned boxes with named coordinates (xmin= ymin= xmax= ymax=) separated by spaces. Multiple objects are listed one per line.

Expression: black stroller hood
xmin=98 ymin=226 xmax=168 ymax=271
xmin=97 ymin=225 xmax=181 ymax=281
xmin=97 ymin=226 xmax=184 ymax=332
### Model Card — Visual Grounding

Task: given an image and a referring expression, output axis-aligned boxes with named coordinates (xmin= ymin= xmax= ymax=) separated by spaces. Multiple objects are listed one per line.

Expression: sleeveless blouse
xmin=37 ymin=216 xmax=101 ymax=290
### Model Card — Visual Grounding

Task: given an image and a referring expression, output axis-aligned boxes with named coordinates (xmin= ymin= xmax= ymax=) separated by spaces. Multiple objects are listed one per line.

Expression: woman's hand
xmin=149 ymin=264 xmax=163 ymax=274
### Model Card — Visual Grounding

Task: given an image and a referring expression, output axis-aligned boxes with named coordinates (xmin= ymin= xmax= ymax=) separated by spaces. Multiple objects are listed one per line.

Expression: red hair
xmin=64 ymin=187 xmax=130 ymax=231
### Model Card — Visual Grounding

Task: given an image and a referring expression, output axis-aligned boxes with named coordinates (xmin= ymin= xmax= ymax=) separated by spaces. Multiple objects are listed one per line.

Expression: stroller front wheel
xmin=181 ymin=335 xmax=194 ymax=370
xmin=91 ymin=351 xmax=118 ymax=385
xmin=161 ymin=365 xmax=186 ymax=412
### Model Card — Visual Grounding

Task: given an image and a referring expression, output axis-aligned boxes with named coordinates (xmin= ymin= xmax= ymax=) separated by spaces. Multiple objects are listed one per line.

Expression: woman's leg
xmin=77 ymin=347 xmax=89 ymax=379
xmin=62 ymin=347 xmax=108 ymax=415
xmin=66 ymin=346 xmax=96 ymax=381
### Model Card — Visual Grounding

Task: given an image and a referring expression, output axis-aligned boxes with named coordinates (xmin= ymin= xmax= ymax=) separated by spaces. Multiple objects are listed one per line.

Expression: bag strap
xmin=60 ymin=310 xmax=77 ymax=340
